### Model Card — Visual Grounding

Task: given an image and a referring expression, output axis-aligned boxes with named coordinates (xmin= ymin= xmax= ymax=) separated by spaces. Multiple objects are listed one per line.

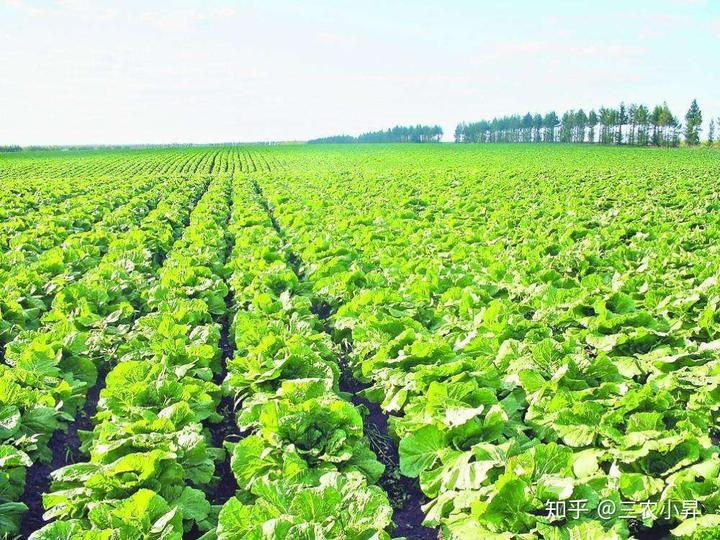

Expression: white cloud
xmin=3 ymin=0 xmax=121 ymax=24
xmin=137 ymin=7 xmax=236 ymax=32
xmin=2 ymin=0 xmax=55 ymax=17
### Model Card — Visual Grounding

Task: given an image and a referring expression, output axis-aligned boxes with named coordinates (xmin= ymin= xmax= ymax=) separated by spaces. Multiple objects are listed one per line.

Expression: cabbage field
xmin=1 ymin=144 xmax=719 ymax=539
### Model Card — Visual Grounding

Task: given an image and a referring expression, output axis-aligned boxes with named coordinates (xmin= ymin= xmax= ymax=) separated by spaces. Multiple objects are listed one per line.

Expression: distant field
xmin=1 ymin=144 xmax=719 ymax=539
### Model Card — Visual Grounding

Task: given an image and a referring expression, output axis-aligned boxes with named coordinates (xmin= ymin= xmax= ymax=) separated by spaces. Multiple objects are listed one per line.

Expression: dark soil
xmin=252 ymin=181 xmax=437 ymax=539
xmin=18 ymin=460 xmax=51 ymax=537
xmin=18 ymin=185 xmax=211 ymax=539
xmin=312 ymin=299 xmax=437 ymax=539
xmin=632 ymin=521 xmax=673 ymax=539
xmin=249 ymin=178 xmax=303 ymax=278
xmin=205 ymin=229 xmax=242 ymax=505
xmin=19 ymin=363 xmax=108 ymax=537
xmin=337 ymin=349 xmax=437 ymax=540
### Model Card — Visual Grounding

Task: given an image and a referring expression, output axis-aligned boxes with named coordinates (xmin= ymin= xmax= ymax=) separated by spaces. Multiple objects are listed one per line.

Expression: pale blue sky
xmin=1 ymin=0 xmax=718 ymax=145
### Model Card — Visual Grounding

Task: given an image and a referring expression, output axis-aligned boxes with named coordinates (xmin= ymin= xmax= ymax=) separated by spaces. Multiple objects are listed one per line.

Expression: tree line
xmin=309 ymin=124 xmax=443 ymax=144
xmin=455 ymin=100 xmax=710 ymax=147
xmin=0 ymin=145 xmax=22 ymax=152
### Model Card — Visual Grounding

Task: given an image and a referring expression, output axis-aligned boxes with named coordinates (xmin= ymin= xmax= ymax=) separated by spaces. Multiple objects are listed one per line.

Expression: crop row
xmin=0 ymin=147 xmax=278 ymax=187
xmin=0 ymin=176 xmax=209 ymax=536
xmin=0 ymin=175 xmax=170 ymax=349
xmin=27 ymin=174 xmax=233 ymax=537
xmin=200 ymin=177 xmax=394 ymax=538
xmin=0 ymin=176 xmax=119 ymax=254
xmin=253 ymin=159 xmax=720 ymax=540
xmin=0 ymin=176 xmax=155 ymax=266
xmin=0 ymin=149 xmax=197 ymax=184
xmin=4 ymin=144 xmax=719 ymax=539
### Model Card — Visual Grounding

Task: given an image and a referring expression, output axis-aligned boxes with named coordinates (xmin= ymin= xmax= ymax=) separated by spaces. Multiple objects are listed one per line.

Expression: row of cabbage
xmin=26 ymin=175 xmax=233 ymax=537
xmin=0 ymin=176 xmax=117 ymax=254
xmin=0 ymin=148 xmax=217 ymax=254
xmin=0 ymin=176 xmax=154 ymax=265
xmin=204 ymin=177 xmax=395 ymax=538
xmin=252 ymin=146 xmax=720 ymax=540
xmin=0 ymin=176 xmax=209 ymax=536
xmin=0 ymin=147 xmax=282 ymax=537
xmin=0 ymin=149 xmax=187 ymax=183
xmin=0 ymin=146 xmax=257 ymax=187
xmin=0 ymin=148 xmax=282 ymax=353
xmin=0 ymin=175 xmax=169 ymax=348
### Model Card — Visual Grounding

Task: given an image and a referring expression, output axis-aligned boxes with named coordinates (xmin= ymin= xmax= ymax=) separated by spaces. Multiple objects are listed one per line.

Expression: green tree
xmin=588 ymin=110 xmax=598 ymax=143
xmin=627 ymin=104 xmax=638 ymax=145
xmin=707 ymin=118 xmax=715 ymax=147
xmin=599 ymin=107 xmax=616 ymax=144
xmin=684 ymin=99 xmax=702 ymax=145
xmin=669 ymin=114 xmax=682 ymax=147
xmin=454 ymin=123 xmax=465 ymax=143
xmin=575 ymin=109 xmax=587 ymax=143
xmin=634 ymin=105 xmax=650 ymax=146
xmin=533 ymin=114 xmax=543 ymax=143
xmin=521 ymin=113 xmax=533 ymax=142
xmin=560 ymin=110 xmax=574 ymax=143
xmin=659 ymin=103 xmax=676 ymax=147
xmin=650 ymin=105 xmax=664 ymax=146
xmin=616 ymin=102 xmax=627 ymax=144
xmin=543 ymin=112 xmax=559 ymax=142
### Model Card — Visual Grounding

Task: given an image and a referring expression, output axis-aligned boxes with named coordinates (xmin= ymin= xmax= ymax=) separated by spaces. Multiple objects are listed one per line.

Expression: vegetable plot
xmin=1 ymin=144 xmax=719 ymax=539
xmin=252 ymin=144 xmax=720 ymax=539
xmin=30 ymin=175 xmax=233 ymax=537
xmin=1 ymin=175 xmax=209 ymax=535
xmin=213 ymin=178 xmax=393 ymax=538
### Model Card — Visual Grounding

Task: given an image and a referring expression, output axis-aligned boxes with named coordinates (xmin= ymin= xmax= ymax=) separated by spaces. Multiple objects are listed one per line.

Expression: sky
xmin=1 ymin=0 xmax=718 ymax=145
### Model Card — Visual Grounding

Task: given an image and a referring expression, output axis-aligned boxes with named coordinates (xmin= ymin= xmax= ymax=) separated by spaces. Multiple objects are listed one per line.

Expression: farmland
xmin=1 ymin=144 xmax=719 ymax=539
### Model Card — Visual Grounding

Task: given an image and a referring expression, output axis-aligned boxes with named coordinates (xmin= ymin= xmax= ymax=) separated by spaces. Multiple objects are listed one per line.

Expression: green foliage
xmin=309 ymin=124 xmax=443 ymax=144
xmin=456 ymin=100 xmax=691 ymax=146
xmin=3 ymin=144 xmax=720 ymax=539
xmin=251 ymin=143 xmax=720 ymax=538
xmin=685 ymin=99 xmax=703 ymax=146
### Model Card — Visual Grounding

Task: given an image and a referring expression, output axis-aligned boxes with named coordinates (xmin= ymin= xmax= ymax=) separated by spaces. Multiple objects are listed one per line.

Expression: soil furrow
xmin=18 ymin=178 xmax=212 ymax=538
xmin=250 ymin=178 xmax=437 ymax=539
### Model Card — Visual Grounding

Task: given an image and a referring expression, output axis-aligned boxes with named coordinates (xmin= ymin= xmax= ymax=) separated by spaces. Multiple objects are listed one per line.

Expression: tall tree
xmin=588 ymin=110 xmax=598 ymax=143
xmin=656 ymin=103 xmax=678 ymax=147
xmin=669 ymin=113 xmax=682 ymax=147
xmin=454 ymin=123 xmax=465 ymax=143
xmin=616 ymin=102 xmax=627 ymax=144
xmin=599 ymin=107 xmax=616 ymax=144
xmin=509 ymin=114 xmax=522 ymax=142
xmin=560 ymin=110 xmax=574 ymax=143
xmin=543 ymin=111 xmax=559 ymax=142
xmin=627 ymin=104 xmax=638 ymax=145
xmin=575 ymin=109 xmax=587 ymax=143
xmin=522 ymin=113 xmax=533 ymax=142
xmin=707 ymin=118 xmax=715 ymax=147
xmin=650 ymin=105 xmax=663 ymax=146
xmin=684 ymin=99 xmax=702 ymax=146
xmin=634 ymin=105 xmax=650 ymax=146
xmin=533 ymin=114 xmax=543 ymax=143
